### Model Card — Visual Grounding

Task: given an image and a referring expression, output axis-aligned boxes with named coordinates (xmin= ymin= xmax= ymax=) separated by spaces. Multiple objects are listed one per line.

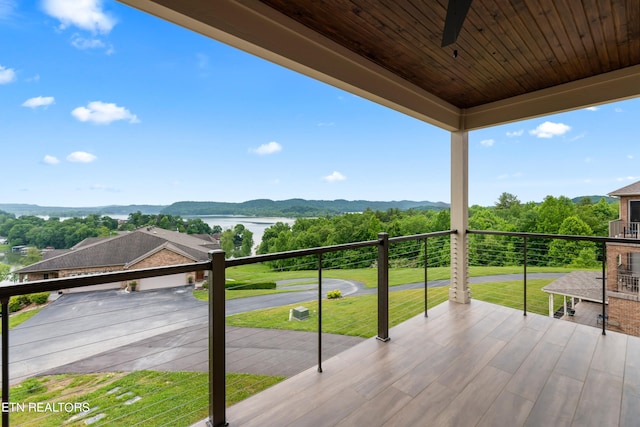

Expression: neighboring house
xmin=0 ymin=236 xmax=7 ymax=244
xmin=15 ymin=227 xmax=220 ymax=293
xmin=606 ymin=180 xmax=640 ymax=336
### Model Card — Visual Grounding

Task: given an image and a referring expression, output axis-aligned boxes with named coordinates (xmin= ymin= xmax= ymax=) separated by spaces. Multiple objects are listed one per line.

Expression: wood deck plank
xmin=224 ymin=301 xmax=637 ymax=427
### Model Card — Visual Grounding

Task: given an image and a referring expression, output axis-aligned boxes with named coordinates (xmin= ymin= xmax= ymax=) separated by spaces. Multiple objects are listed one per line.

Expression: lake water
xmin=39 ymin=214 xmax=297 ymax=253
xmin=192 ymin=216 xmax=296 ymax=251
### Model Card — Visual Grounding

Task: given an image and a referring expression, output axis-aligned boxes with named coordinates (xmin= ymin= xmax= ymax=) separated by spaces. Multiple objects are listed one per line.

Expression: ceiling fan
xmin=441 ymin=0 xmax=473 ymax=47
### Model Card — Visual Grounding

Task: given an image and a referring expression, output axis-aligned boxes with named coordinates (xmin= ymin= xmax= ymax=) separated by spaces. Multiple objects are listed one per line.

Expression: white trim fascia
xmin=463 ymin=64 xmax=640 ymax=130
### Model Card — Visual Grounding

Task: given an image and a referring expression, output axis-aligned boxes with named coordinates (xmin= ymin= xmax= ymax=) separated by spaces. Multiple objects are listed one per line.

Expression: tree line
xmin=0 ymin=211 xmax=253 ymax=260
xmin=257 ymin=194 xmax=619 ymax=270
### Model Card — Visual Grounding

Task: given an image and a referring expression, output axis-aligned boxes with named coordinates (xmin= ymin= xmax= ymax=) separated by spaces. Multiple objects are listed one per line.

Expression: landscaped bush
xmin=225 ymin=281 xmax=276 ymax=290
xmin=327 ymin=289 xmax=342 ymax=299
xmin=28 ymin=292 xmax=49 ymax=305
xmin=8 ymin=296 xmax=23 ymax=312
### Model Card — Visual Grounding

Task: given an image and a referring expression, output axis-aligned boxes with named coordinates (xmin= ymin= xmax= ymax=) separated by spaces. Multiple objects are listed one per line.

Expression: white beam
xmin=463 ymin=64 xmax=640 ymax=130
xmin=449 ymin=131 xmax=470 ymax=304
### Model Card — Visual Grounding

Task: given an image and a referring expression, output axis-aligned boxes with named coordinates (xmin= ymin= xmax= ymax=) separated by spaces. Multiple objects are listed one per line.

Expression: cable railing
xmin=0 ymin=230 xmax=456 ymax=426
xmin=4 ymin=227 xmax=640 ymax=426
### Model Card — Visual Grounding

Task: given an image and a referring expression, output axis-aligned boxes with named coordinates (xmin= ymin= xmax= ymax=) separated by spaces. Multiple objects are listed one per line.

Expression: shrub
xmin=8 ymin=296 xmax=23 ymax=312
xmin=225 ymin=281 xmax=276 ymax=290
xmin=28 ymin=292 xmax=49 ymax=305
xmin=327 ymin=289 xmax=342 ymax=299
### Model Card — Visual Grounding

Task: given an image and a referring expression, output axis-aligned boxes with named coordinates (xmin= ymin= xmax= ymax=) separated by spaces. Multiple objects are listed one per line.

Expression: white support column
xmin=549 ymin=294 xmax=554 ymax=317
xmin=563 ymin=295 xmax=567 ymax=318
xmin=449 ymin=130 xmax=470 ymax=303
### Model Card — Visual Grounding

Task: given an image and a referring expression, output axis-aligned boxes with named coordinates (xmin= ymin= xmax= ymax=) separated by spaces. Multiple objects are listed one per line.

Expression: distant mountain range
xmin=0 ymin=195 xmax=616 ymax=218
xmin=0 ymin=199 xmax=448 ymax=217
xmin=0 ymin=204 xmax=167 ymax=217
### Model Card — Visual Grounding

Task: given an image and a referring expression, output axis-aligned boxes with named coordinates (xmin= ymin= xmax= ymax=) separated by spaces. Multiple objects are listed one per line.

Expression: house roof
xmin=16 ymin=228 xmax=219 ymax=274
xmin=120 ymin=0 xmax=640 ymax=131
xmin=608 ymin=180 xmax=640 ymax=197
xmin=542 ymin=271 xmax=604 ymax=303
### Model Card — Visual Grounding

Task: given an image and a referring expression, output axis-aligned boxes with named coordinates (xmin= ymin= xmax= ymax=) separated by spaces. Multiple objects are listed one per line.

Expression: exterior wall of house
xmin=609 ymin=296 xmax=640 ymax=337
xmin=619 ymin=195 xmax=631 ymax=224
xmin=129 ymin=249 xmax=198 ymax=289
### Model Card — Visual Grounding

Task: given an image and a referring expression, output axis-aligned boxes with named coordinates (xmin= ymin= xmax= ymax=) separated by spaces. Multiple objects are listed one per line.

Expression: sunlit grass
xmin=9 ymin=371 xmax=283 ymax=426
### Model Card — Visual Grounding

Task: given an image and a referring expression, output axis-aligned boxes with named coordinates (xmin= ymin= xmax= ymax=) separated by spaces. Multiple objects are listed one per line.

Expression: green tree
xmin=0 ymin=264 xmax=10 ymax=282
xmin=548 ymin=216 xmax=596 ymax=266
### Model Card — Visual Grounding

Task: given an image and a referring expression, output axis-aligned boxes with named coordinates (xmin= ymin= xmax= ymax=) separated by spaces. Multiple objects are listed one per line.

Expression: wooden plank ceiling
xmin=119 ymin=0 xmax=640 ymax=130
xmin=261 ymin=0 xmax=640 ymax=109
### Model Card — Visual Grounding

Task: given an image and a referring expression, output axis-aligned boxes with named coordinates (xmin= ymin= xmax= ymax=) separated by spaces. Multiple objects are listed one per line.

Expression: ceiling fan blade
xmin=441 ymin=0 xmax=473 ymax=47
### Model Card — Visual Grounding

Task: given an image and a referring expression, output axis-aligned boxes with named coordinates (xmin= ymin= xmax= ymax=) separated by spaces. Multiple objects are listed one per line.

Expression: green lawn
xmin=226 ymin=278 xmax=557 ymax=337
xmin=9 ymin=370 xmax=284 ymax=426
xmin=225 ymin=263 xmax=578 ymax=289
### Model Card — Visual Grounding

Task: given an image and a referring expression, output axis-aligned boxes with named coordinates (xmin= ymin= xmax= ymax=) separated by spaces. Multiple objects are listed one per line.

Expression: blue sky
xmin=1 ymin=1 xmax=638 ymax=208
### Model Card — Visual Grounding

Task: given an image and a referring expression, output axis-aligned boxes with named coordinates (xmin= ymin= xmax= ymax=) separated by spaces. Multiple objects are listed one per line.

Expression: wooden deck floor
xmin=218 ymin=300 xmax=640 ymax=427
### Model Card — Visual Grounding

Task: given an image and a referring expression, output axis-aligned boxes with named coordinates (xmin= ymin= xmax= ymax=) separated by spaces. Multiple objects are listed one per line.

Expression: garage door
xmin=139 ymin=273 xmax=186 ymax=291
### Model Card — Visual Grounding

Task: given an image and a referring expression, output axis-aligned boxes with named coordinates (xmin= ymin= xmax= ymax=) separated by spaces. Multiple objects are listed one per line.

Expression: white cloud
xmin=615 ymin=107 xmax=624 ymax=113
xmin=323 ymin=171 xmax=346 ymax=182
xmin=250 ymin=141 xmax=282 ymax=155
xmin=22 ymin=96 xmax=55 ymax=109
xmin=480 ymin=139 xmax=494 ymax=147
xmin=67 ymin=151 xmax=97 ymax=163
xmin=26 ymin=74 xmax=40 ymax=82
xmin=617 ymin=176 xmax=639 ymax=182
xmin=317 ymin=122 xmax=335 ymax=127
xmin=70 ymin=34 xmax=114 ymax=53
xmin=506 ymin=130 xmax=524 ymax=137
xmin=529 ymin=121 xmax=571 ymax=138
xmin=0 ymin=65 xmax=16 ymax=84
xmin=71 ymin=34 xmax=102 ymax=48
xmin=42 ymin=0 xmax=116 ymax=34
xmin=628 ymin=155 xmax=634 ymax=159
xmin=71 ymin=101 xmax=139 ymax=124
xmin=43 ymin=155 xmax=60 ymax=165
xmin=585 ymin=106 xmax=599 ymax=111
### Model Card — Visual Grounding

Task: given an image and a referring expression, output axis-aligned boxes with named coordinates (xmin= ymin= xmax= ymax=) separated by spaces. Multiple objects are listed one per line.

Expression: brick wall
xmin=129 ymin=249 xmax=193 ymax=269
xmin=609 ymin=296 xmax=640 ymax=337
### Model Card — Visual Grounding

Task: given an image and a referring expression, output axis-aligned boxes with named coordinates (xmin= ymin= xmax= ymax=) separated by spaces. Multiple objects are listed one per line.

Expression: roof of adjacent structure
xmin=16 ymin=228 xmax=219 ymax=273
xmin=121 ymin=0 xmax=640 ymax=131
xmin=542 ymin=271 xmax=604 ymax=303
xmin=608 ymin=180 xmax=640 ymax=197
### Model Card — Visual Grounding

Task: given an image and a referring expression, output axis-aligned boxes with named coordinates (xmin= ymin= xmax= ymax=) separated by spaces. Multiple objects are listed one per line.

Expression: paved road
xmin=5 ymin=273 xmax=565 ymax=383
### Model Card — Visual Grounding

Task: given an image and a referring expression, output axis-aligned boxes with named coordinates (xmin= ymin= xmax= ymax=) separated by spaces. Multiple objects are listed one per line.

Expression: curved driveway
xmin=5 ymin=273 xmax=564 ymax=384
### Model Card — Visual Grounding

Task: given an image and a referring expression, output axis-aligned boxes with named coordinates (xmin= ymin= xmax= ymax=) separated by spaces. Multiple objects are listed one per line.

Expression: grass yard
xmin=225 ymin=263 xmax=579 ymax=289
xmin=9 ymin=370 xmax=284 ymax=426
xmin=226 ymin=279 xmax=557 ymax=337
xmin=193 ymin=288 xmax=296 ymax=301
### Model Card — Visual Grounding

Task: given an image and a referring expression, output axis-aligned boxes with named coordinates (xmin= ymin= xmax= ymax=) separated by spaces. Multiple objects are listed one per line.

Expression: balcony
xmin=1 ymin=230 xmax=639 ymax=426
xmin=609 ymin=220 xmax=640 ymax=239
xmin=221 ymin=300 xmax=640 ymax=427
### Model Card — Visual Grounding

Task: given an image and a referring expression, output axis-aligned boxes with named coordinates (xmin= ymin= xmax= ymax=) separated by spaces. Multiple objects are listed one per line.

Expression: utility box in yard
xmin=292 ymin=306 xmax=309 ymax=320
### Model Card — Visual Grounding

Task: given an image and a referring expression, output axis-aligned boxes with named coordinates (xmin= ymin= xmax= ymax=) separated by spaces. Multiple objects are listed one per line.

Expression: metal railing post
xmin=2 ymin=297 xmax=9 ymax=427
xmin=523 ymin=236 xmax=528 ymax=316
xmin=208 ymin=250 xmax=227 ymax=427
xmin=317 ymin=253 xmax=323 ymax=373
xmin=602 ymin=242 xmax=607 ymax=336
xmin=424 ymin=238 xmax=428 ymax=317
xmin=377 ymin=233 xmax=390 ymax=342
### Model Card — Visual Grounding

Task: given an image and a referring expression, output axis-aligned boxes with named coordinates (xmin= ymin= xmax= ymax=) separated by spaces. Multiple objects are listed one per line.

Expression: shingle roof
xmin=608 ymin=180 xmax=640 ymax=197
xmin=17 ymin=228 xmax=219 ymax=273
